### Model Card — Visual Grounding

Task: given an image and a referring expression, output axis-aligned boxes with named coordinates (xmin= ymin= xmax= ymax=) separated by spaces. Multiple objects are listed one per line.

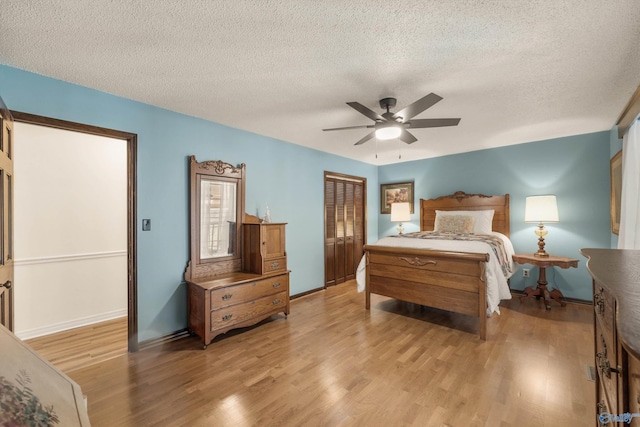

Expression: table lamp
xmin=391 ymin=202 xmax=411 ymax=235
xmin=525 ymin=195 xmax=559 ymax=257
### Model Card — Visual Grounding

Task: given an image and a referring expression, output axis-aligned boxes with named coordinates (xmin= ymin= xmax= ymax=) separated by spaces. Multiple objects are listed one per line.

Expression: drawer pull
xmin=272 ymin=282 xmax=281 ymax=288
xmin=597 ymin=351 xmax=621 ymax=379
xmin=271 ymin=261 xmax=280 ymax=269
xmin=222 ymin=293 xmax=233 ymax=301
xmin=222 ymin=314 xmax=233 ymax=322
xmin=594 ymin=288 xmax=605 ymax=315
xmin=272 ymin=299 xmax=281 ymax=305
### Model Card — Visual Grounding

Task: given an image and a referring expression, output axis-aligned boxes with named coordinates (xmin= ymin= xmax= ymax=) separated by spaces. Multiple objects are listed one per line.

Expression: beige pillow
xmin=434 ymin=215 xmax=475 ymax=234
xmin=435 ymin=209 xmax=494 ymax=234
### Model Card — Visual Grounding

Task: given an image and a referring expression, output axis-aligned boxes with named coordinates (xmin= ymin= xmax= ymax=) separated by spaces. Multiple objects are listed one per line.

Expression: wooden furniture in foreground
xmin=0 ymin=324 xmax=91 ymax=426
xmin=582 ymin=248 xmax=640 ymax=426
xmin=512 ymin=253 xmax=578 ymax=310
xmin=365 ymin=191 xmax=510 ymax=340
xmin=184 ymin=157 xmax=290 ymax=348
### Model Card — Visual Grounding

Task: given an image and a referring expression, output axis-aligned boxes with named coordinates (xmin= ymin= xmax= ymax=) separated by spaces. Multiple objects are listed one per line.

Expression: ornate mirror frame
xmin=185 ymin=156 xmax=246 ymax=281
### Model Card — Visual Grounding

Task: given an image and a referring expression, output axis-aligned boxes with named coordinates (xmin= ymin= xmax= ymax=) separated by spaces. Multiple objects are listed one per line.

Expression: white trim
xmin=16 ymin=309 xmax=127 ymax=340
xmin=14 ymin=250 xmax=127 ymax=266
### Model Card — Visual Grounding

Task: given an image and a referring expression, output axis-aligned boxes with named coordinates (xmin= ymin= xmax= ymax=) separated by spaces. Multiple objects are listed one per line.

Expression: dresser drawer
xmin=256 ymin=274 xmax=288 ymax=294
xmin=210 ymin=275 xmax=286 ymax=309
xmin=263 ymin=256 xmax=286 ymax=273
xmin=595 ymin=319 xmax=618 ymax=416
xmin=594 ymin=284 xmax=615 ymax=336
xmin=210 ymin=290 xmax=288 ymax=330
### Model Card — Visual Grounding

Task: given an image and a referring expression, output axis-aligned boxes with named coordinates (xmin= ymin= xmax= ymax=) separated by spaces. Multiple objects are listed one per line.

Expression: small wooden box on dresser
xmin=244 ymin=223 xmax=287 ymax=274
xmin=581 ymin=248 xmax=640 ymax=426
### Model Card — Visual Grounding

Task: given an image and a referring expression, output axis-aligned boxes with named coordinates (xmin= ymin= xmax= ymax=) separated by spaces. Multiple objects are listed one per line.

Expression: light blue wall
xmin=610 ymin=126 xmax=623 ymax=248
xmin=0 ymin=65 xmax=379 ymax=342
xmin=378 ymin=132 xmax=611 ymax=301
xmin=0 ymin=62 xmax=614 ymax=338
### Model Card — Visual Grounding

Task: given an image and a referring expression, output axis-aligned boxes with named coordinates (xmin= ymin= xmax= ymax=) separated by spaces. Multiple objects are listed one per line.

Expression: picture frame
xmin=610 ymin=150 xmax=622 ymax=235
xmin=380 ymin=181 xmax=414 ymax=214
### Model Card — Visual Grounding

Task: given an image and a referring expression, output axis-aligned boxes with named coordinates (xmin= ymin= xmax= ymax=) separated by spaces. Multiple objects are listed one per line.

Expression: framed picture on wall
xmin=610 ymin=150 xmax=622 ymax=235
xmin=380 ymin=182 xmax=414 ymax=214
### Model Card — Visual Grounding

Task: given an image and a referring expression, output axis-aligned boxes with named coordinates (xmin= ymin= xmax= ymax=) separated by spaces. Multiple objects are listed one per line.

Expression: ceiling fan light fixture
xmin=375 ymin=125 xmax=402 ymax=140
xmin=323 ymin=93 xmax=460 ymax=146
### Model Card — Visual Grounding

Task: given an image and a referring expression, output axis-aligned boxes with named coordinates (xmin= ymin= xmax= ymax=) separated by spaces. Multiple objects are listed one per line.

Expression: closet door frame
xmin=323 ymin=171 xmax=367 ymax=288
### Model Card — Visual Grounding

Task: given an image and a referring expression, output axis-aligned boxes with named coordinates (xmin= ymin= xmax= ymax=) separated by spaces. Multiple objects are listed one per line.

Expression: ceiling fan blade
xmin=398 ymin=129 xmax=418 ymax=144
xmin=347 ymin=102 xmax=385 ymax=121
xmin=408 ymin=118 xmax=461 ymax=128
xmin=354 ymin=131 xmax=375 ymax=145
xmin=323 ymin=125 xmax=374 ymax=131
xmin=395 ymin=93 xmax=443 ymax=120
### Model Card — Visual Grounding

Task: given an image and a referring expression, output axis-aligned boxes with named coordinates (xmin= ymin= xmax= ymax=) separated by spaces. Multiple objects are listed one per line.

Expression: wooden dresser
xmin=581 ymin=248 xmax=640 ymax=426
xmin=184 ymin=157 xmax=290 ymax=349
xmin=187 ymin=223 xmax=290 ymax=349
xmin=187 ymin=270 xmax=289 ymax=349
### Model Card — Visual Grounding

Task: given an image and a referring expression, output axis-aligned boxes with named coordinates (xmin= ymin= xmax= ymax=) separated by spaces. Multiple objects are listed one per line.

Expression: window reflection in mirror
xmin=200 ymin=179 xmax=237 ymax=259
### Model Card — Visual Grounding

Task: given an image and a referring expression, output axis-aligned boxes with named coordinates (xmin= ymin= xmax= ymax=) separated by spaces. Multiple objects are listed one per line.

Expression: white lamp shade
xmin=375 ymin=125 xmax=402 ymax=140
xmin=390 ymin=202 xmax=411 ymax=222
xmin=525 ymin=195 xmax=559 ymax=222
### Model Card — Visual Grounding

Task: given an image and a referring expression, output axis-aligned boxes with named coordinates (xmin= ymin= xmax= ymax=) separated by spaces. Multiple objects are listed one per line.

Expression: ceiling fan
xmin=323 ymin=93 xmax=460 ymax=145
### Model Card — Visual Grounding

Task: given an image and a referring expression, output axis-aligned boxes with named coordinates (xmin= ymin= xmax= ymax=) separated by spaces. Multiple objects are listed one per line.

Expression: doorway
xmin=11 ymin=111 xmax=138 ymax=352
xmin=324 ymin=171 xmax=366 ymax=287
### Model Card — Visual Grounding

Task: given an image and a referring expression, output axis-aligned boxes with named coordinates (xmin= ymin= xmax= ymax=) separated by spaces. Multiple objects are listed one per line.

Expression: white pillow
xmin=435 ymin=209 xmax=494 ymax=234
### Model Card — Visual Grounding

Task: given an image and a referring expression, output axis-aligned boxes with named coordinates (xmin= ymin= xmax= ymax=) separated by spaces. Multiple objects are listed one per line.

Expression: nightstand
xmin=512 ymin=253 xmax=579 ymax=310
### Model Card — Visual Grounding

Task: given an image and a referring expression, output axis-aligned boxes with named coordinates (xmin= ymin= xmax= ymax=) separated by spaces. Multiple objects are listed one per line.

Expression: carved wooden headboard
xmin=420 ymin=191 xmax=510 ymax=236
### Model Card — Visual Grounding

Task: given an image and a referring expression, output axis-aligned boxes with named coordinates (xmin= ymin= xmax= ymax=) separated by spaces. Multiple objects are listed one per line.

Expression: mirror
xmin=186 ymin=156 xmax=245 ymax=281
xmin=199 ymin=179 xmax=237 ymax=259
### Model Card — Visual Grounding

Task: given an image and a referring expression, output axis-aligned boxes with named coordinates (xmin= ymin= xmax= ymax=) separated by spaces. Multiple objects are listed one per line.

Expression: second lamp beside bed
xmin=390 ymin=202 xmax=412 ymax=235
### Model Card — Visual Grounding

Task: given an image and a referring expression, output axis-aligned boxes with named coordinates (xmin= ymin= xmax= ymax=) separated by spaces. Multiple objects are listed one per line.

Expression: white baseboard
xmin=16 ymin=309 xmax=127 ymax=340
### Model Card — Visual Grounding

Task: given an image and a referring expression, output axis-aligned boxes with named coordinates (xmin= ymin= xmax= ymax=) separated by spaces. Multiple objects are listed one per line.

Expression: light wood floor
xmin=25 ymin=281 xmax=595 ymax=426
xmin=25 ymin=316 xmax=128 ymax=373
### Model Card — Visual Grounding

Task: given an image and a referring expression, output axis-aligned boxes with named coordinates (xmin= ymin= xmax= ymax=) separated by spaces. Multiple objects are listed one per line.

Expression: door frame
xmin=11 ymin=111 xmax=139 ymax=352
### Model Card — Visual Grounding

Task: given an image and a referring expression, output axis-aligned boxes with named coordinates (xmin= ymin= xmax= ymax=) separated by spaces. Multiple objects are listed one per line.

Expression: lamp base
xmin=396 ymin=223 xmax=404 ymax=235
xmin=534 ymin=233 xmax=548 ymax=257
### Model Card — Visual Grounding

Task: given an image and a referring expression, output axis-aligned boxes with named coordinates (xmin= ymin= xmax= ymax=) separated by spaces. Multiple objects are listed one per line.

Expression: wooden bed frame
xmin=364 ymin=191 xmax=510 ymax=340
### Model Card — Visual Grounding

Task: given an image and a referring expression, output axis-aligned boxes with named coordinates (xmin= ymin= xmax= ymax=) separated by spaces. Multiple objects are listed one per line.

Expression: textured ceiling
xmin=1 ymin=1 xmax=639 ymax=165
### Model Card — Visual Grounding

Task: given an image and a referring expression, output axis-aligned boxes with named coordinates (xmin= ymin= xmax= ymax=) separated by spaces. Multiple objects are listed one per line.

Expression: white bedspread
xmin=355 ymin=232 xmax=516 ymax=316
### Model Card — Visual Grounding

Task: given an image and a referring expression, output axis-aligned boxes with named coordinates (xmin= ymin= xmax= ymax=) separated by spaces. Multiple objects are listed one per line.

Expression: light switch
xmin=142 ymin=219 xmax=151 ymax=231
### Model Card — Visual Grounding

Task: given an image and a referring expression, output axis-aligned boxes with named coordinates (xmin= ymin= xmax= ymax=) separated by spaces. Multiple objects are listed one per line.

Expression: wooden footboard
xmin=364 ymin=245 xmax=489 ymax=340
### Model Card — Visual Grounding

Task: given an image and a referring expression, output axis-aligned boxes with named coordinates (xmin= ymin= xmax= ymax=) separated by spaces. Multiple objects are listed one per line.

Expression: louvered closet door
xmin=334 ymin=180 xmax=345 ymax=283
xmin=353 ymin=182 xmax=364 ymax=271
xmin=344 ymin=182 xmax=355 ymax=280
xmin=324 ymin=173 xmax=366 ymax=287
xmin=325 ymin=179 xmax=337 ymax=287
